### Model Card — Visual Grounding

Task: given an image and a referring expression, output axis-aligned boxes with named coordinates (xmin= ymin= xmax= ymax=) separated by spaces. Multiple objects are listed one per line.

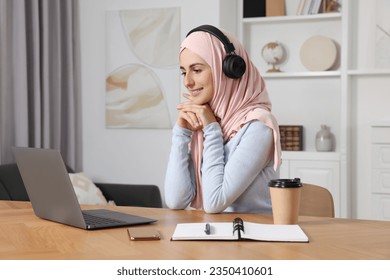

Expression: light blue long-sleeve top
xmin=164 ymin=120 xmax=279 ymax=213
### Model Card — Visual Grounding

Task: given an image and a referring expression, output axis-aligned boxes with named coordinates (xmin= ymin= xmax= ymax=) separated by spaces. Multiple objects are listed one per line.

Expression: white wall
xmin=78 ymin=0 xmax=238 ymax=206
xmin=350 ymin=1 xmax=390 ymax=219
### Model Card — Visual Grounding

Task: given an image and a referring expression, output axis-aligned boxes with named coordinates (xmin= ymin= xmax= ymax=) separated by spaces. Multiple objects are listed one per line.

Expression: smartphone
xmin=127 ymin=228 xmax=161 ymax=241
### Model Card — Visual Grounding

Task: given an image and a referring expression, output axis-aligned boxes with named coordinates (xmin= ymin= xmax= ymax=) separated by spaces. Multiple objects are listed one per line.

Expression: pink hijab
xmin=180 ymin=29 xmax=282 ymax=209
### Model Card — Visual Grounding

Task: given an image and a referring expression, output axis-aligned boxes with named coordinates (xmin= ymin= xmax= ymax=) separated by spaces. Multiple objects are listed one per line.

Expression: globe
xmin=261 ymin=41 xmax=285 ymax=72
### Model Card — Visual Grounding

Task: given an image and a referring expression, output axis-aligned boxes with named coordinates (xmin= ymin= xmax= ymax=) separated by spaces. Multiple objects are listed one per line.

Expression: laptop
xmin=12 ymin=147 xmax=157 ymax=230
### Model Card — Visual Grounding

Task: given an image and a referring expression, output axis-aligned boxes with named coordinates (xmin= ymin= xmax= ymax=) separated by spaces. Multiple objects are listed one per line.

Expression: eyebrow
xmin=180 ymin=63 xmax=205 ymax=70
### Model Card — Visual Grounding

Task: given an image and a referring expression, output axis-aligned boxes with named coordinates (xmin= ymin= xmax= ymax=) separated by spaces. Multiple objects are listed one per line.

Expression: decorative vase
xmin=315 ymin=125 xmax=334 ymax=152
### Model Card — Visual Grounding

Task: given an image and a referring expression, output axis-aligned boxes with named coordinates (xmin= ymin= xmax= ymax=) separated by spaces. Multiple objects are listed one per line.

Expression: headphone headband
xmin=185 ymin=24 xmax=246 ymax=79
xmin=186 ymin=25 xmax=236 ymax=54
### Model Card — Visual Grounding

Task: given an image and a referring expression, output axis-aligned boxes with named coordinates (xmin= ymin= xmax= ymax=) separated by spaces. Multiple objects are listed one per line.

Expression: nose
xmin=183 ymin=73 xmax=194 ymax=88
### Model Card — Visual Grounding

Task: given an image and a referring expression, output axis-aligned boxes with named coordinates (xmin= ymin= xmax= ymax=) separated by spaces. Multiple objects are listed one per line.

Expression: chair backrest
xmin=0 ymin=163 xmax=163 ymax=208
xmin=0 ymin=163 xmax=74 ymax=201
xmin=299 ymin=183 xmax=335 ymax=218
xmin=96 ymin=183 xmax=163 ymax=208
xmin=0 ymin=163 xmax=30 ymax=201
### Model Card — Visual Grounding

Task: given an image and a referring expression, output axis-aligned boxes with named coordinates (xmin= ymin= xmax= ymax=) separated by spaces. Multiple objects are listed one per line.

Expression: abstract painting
xmin=105 ymin=7 xmax=180 ymax=128
xmin=375 ymin=0 xmax=390 ymax=68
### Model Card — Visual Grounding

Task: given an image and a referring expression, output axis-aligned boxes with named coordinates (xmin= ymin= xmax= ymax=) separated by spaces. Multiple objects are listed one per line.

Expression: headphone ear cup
xmin=222 ymin=54 xmax=246 ymax=79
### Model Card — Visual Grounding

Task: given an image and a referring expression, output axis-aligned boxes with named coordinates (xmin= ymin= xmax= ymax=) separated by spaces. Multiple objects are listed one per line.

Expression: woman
xmin=164 ymin=25 xmax=281 ymax=213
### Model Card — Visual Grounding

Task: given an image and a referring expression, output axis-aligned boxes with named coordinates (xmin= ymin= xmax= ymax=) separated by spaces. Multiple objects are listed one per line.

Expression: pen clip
xmin=233 ymin=217 xmax=244 ymax=239
xmin=204 ymin=223 xmax=211 ymax=235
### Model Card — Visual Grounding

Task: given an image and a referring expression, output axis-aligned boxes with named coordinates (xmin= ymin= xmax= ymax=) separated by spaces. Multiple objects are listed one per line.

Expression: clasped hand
xmin=176 ymin=95 xmax=217 ymax=131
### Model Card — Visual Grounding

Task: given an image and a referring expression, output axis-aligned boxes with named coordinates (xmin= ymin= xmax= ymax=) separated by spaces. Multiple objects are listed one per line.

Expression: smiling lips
xmin=190 ymin=88 xmax=203 ymax=97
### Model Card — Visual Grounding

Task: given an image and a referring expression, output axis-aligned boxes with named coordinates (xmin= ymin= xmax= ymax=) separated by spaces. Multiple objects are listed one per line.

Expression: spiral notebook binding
xmin=233 ymin=217 xmax=244 ymax=240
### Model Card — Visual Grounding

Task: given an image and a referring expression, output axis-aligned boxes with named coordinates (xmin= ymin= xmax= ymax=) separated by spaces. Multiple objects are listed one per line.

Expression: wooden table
xmin=1 ymin=201 xmax=390 ymax=260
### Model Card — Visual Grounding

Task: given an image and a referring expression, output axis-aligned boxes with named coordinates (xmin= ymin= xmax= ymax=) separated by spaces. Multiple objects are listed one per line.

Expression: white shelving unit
xmin=237 ymin=0 xmax=350 ymax=217
xmin=237 ymin=0 xmax=390 ymax=220
xmin=242 ymin=11 xmax=341 ymax=23
xmin=348 ymin=69 xmax=390 ymax=76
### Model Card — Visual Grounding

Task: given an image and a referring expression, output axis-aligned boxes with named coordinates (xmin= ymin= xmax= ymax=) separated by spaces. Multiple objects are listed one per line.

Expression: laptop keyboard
xmin=82 ymin=212 xmax=125 ymax=227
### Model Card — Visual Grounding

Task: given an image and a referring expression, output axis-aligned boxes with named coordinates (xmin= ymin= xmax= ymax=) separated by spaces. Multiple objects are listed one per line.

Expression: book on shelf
xmin=296 ymin=0 xmax=307 ymax=15
xmin=266 ymin=0 xmax=285 ymax=17
xmin=310 ymin=0 xmax=323 ymax=14
xmin=171 ymin=217 xmax=309 ymax=243
xmin=243 ymin=0 xmax=266 ymax=18
xmin=279 ymin=125 xmax=304 ymax=151
xmin=297 ymin=0 xmax=324 ymax=15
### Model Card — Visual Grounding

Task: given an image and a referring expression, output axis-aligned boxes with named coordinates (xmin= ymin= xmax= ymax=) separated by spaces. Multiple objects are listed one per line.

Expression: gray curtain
xmin=0 ymin=0 xmax=82 ymax=170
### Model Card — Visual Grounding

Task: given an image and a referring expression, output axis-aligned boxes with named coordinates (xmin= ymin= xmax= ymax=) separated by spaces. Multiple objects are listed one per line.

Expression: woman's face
xmin=180 ymin=48 xmax=214 ymax=105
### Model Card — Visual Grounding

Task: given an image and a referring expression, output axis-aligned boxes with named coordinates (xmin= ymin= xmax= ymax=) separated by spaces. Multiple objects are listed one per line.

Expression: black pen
xmin=204 ymin=223 xmax=211 ymax=235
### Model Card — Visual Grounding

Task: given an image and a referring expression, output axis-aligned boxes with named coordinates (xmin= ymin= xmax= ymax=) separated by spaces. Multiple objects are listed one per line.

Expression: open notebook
xmin=171 ymin=217 xmax=309 ymax=243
